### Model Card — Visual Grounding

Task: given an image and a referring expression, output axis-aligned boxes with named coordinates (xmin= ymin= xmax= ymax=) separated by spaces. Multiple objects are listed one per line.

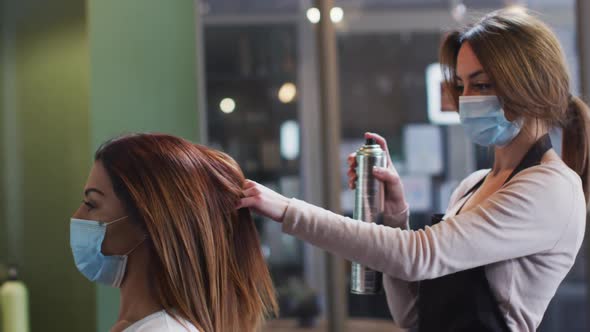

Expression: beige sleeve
xmin=281 ymin=165 xmax=577 ymax=282
xmin=381 ymin=208 xmax=419 ymax=328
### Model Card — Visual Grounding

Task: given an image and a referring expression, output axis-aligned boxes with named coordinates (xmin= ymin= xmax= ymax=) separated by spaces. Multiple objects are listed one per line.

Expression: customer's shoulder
xmin=162 ymin=313 xmax=200 ymax=332
xmin=125 ymin=310 xmax=199 ymax=332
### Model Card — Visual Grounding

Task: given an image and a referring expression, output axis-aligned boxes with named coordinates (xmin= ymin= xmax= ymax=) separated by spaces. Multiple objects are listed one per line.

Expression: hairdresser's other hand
xmin=347 ymin=132 xmax=408 ymax=215
xmin=238 ymin=180 xmax=290 ymax=223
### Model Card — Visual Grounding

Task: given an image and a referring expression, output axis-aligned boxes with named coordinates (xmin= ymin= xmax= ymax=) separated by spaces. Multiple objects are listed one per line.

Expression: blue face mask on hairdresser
xmin=459 ymin=95 xmax=523 ymax=147
xmin=70 ymin=216 xmax=145 ymax=288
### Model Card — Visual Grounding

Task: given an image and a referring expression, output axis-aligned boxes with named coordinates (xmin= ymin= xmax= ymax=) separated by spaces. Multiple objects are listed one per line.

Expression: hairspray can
xmin=350 ymin=138 xmax=386 ymax=294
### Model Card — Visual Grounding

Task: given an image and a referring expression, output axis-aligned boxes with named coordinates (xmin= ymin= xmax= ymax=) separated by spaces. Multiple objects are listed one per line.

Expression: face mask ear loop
xmin=103 ymin=215 xmax=128 ymax=227
xmin=124 ymin=236 xmax=147 ymax=256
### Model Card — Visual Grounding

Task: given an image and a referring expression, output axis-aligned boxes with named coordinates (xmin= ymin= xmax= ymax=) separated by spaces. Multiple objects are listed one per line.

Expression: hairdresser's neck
xmin=492 ymin=120 xmax=549 ymax=174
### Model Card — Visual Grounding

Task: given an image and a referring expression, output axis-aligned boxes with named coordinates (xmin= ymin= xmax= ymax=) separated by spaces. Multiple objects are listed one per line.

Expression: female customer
xmin=71 ymin=133 xmax=277 ymax=332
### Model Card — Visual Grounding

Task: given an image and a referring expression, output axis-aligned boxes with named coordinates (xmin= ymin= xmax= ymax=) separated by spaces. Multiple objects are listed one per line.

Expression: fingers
xmin=364 ymin=132 xmax=389 ymax=152
xmin=242 ymin=185 xmax=260 ymax=198
xmin=347 ymin=153 xmax=358 ymax=190
xmin=347 ymin=152 xmax=358 ymax=186
xmin=347 ymin=168 xmax=356 ymax=178
xmin=347 ymin=152 xmax=356 ymax=167
xmin=372 ymin=166 xmax=400 ymax=188
xmin=238 ymin=181 xmax=290 ymax=222
xmin=237 ymin=196 xmax=259 ymax=209
xmin=243 ymin=179 xmax=257 ymax=189
xmin=365 ymin=132 xmax=394 ymax=167
xmin=347 ymin=168 xmax=357 ymax=189
xmin=239 ymin=180 xmax=261 ymax=210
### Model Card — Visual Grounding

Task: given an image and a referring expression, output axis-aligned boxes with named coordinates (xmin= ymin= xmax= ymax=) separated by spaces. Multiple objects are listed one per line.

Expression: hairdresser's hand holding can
xmin=347 ymin=132 xmax=409 ymax=219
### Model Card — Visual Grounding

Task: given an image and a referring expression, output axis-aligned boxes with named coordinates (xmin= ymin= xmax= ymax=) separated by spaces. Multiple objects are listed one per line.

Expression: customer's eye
xmin=82 ymin=200 xmax=95 ymax=211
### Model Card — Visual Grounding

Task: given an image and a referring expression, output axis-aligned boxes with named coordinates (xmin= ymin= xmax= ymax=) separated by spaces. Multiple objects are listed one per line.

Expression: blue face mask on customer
xmin=459 ymin=95 xmax=523 ymax=147
xmin=70 ymin=216 xmax=145 ymax=288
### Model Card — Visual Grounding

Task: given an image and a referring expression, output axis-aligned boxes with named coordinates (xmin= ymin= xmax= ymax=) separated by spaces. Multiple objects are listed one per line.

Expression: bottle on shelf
xmin=0 ymin=265 xmax=30 ymax=332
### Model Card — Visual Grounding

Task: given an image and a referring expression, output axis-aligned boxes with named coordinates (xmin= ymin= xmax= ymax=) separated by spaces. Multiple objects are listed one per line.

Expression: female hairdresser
xmin=239 ymin=8 xmax=589 ymax=332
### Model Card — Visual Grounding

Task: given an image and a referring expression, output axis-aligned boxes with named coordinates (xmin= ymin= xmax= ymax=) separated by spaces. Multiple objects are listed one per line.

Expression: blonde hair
xmin=96 ymin=133 xmax=278 ymax=332
xmin=441 ymin=7 xmax=590 ymax=203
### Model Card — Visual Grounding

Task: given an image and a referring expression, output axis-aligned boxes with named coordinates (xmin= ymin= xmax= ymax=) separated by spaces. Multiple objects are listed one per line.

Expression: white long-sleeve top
xmin=281 ymin=160 xmax=586 ymax=331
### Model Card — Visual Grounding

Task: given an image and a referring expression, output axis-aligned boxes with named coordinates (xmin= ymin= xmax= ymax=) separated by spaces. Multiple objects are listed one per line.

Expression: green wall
xmin=0 ymin=0 xmax=8 ymax=273
xmin=88 ymin=1 xmax=199 ymax=330
xmin=1 ymin=0 xmax=95 ymax=331
xmin=88 ymin=0 xmax=199 ymax=147
xmin=0 ymin=0 xmax=200 ymax=331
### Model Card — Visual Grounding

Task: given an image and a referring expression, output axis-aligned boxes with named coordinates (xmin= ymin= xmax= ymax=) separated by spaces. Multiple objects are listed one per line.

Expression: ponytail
xmin=562 ymin=96 xmax=590 ymax=205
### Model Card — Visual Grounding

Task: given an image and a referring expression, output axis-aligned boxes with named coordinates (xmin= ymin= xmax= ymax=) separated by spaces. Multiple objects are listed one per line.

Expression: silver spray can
xmin=351 ymin=137 xmax=386 ymax=295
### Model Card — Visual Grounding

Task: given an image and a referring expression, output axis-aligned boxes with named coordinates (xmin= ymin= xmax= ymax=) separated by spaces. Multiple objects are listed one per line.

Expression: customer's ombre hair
xmin=95 ymin=133 xmax=277 ymax=332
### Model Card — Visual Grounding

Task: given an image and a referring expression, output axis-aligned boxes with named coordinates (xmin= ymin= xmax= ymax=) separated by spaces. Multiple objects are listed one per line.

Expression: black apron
xmin=417 ymin=134 xmax=552 ymax=332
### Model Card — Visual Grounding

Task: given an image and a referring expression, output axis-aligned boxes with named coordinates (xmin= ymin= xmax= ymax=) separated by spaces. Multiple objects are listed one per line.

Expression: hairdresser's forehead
xmin=456 ymin=42 xmax=487 ymax=80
